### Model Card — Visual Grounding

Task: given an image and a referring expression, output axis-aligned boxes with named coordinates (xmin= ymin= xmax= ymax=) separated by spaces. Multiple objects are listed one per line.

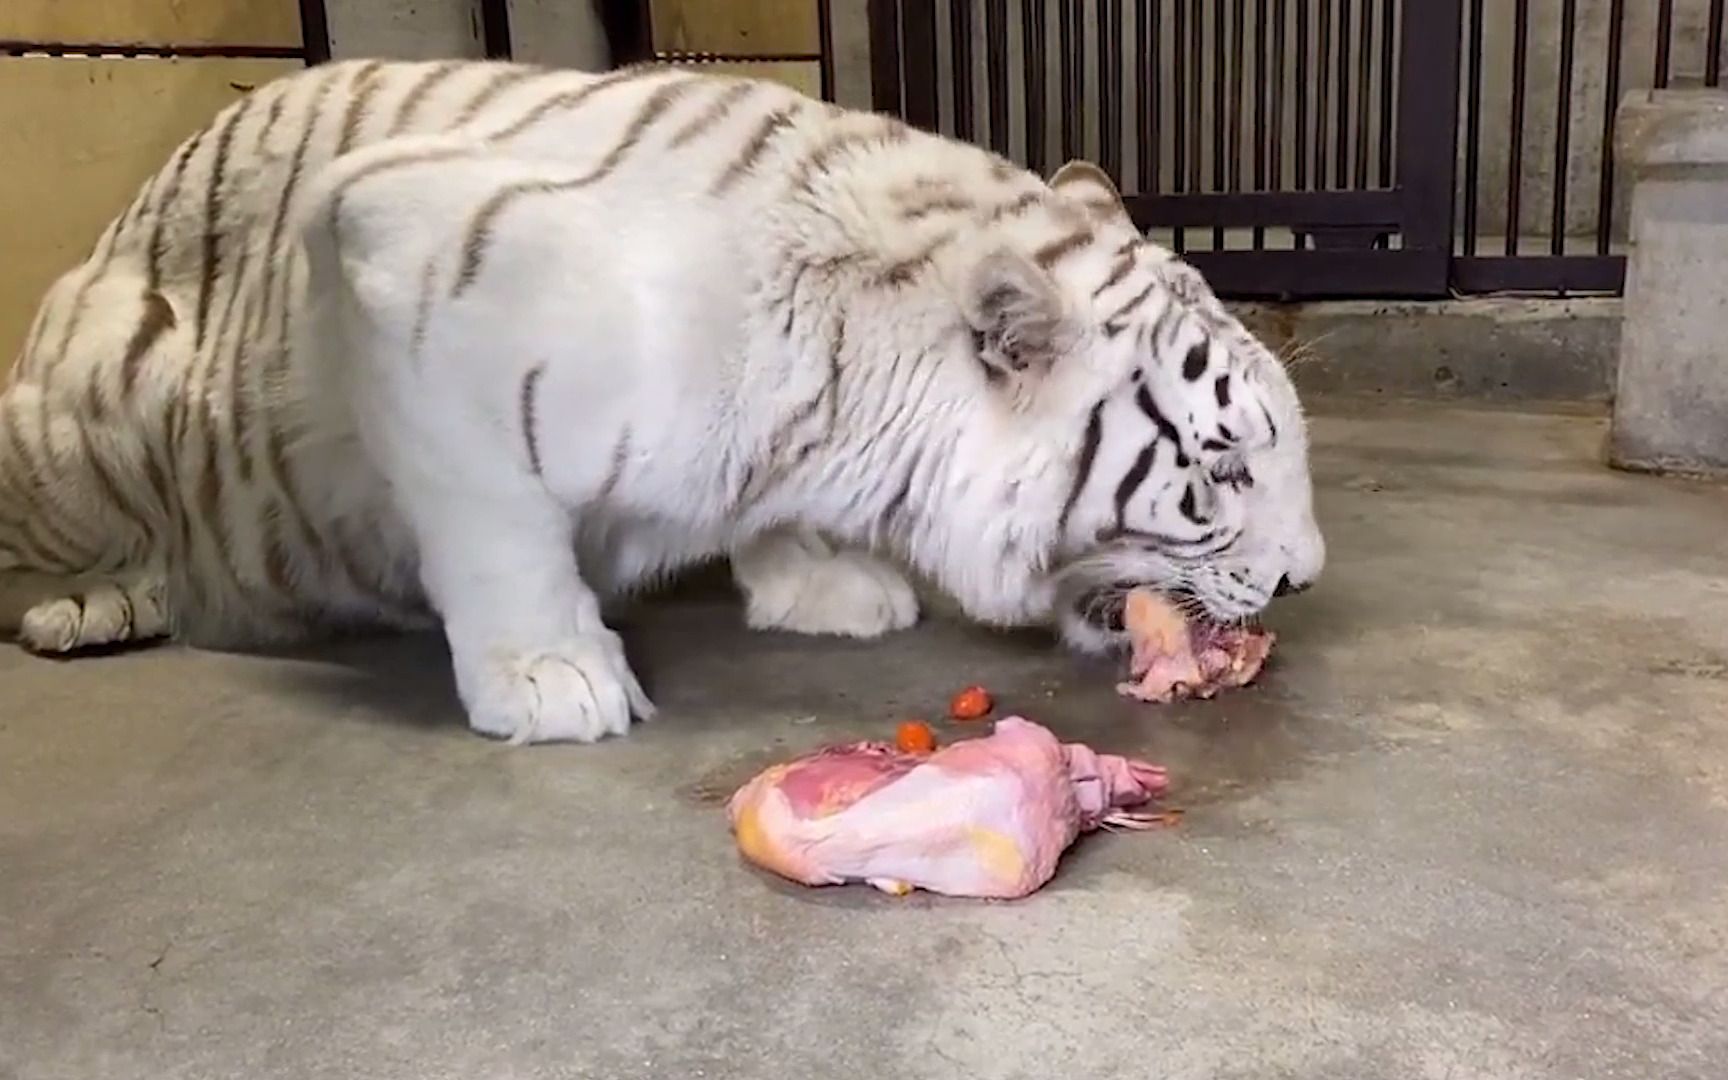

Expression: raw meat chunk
xmin=727 ymin=717 xmax=1169 ymax=899
xmin=1115 ymin=589 xmax=1275 ymax=703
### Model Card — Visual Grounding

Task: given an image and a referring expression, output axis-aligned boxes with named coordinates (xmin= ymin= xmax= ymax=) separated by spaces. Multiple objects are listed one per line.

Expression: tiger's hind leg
xmin=730 ymin=528 xmax=920 ymax=638
xmin=0 ymin=570 xmax=171 ymax=655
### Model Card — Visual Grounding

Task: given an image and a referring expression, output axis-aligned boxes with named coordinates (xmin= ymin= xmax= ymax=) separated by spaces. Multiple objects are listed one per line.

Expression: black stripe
xmin=75 ymin=421 xmax=154 ymax=547
xmin=1259 ymin=400 xmax=1279 ymax=444
xmin=391 ymin=61 xmax=465 ymax=134
xmin=457 ymin=81 xmax=692 ymax=294
xmin=1113 ymin=442 xmax=1157 ymax=528
xmin=485 ymin=65 xmax=653 ymax=143
xmin=146 ymin=130 xmax=207 ymax=288
xmin=520 ymin=365 xmax=546 ymax=476
xmin=453 ymin=64 xmax=540 ymax=126
xmin=1092 ymin=249 xmax=1136 ymax=297
xmin=881 ymin=444 xmax=924 ymax=528
xmin=253 ymin=88 xmax=287 ymax=153
xmin=222 ymin=278 xmax=259 ymax=483
xmin=259 ymin=73 xmax=337 ymax=331
xmin=1182 ymin=342 xmax=1208 ymax=381
xmin=714 ymin=105 xmax=797 ymax=194
xmin=196 ymin=94 xmax=254 ymax=350
xmin=1104 ymin=280 xmax=1157 ymax=329
xmin=335 ymin=60 xmax=387 ymax=154
xmin=1214 ymin=373 xmax=1232 ymax=407
xmin=1134 ymin=385 xmax=1190 ymax=467
xmin=598 ymin=428 xmax=632 ymax=499
xmin=1 ymin=409 xmax=97 ymax=567
xmin=669 ymin=78 xmax=757 ymax=148
xmin=1178 ymin=483 xmax=1206 ymax=525
xmin=1057 ymin=402 xmax=1105 ymax=534
xmin=120 ymin=291 xmax=177 ymax=397
xmin=1099 ymin=524 xmax=1237 ymax=557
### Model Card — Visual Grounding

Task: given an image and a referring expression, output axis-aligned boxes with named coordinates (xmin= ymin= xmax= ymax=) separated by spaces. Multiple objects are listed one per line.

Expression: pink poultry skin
xmin=1115 ymin=588 xmax=1276 ymax=704
xmin=727 ymin=717 xmax=1169 ymax=899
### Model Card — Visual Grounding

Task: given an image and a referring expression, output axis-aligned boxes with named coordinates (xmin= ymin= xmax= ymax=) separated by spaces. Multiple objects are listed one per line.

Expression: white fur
xmin=3 ymin=60 xmax=1325 ymax=743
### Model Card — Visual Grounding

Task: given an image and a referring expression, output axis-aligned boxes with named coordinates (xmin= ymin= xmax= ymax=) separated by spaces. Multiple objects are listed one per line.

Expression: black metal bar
xmin=952 ymin=0 xmax=976 ymax=142
xmin=1174 ymin=0 xmax=1189 ymax=251
xmin=1397 ymin=0 xmax=1463 ymax=291
xmin=1138 ymin=0 xmax=1161 ymax=193
xmin=1126 ymin=188 xmax=1402 ymax=227
xmin=1595 ymin=0 xmax=1625 ymax=255
xmin=1102 ymin=0 xmax=1125 ymax=181
xmin=1272 ymin=0 xmax=1287 ymax=197
xmin=1551 ymin=0 xmax=1577 ymax=256
xmin=985 ymin=0 xmax=1009 ymax=152
xmin=1461 ymin=0 xmax=1484 ymax=256
xmin=1213 ymin=0 xmax=1227 ymax=242
xmin=1175 ymin=1 xmax=1188 ymax=187
xmin=598 ymin=0 xmax=653 ymax=66
xmin=1230 ymin=0 xmax=1247 ymax=194
xmin=1295 ymin=0 xmax=1309 ymax=192
xmin=478 ymin=0 xmax=512 ymax=59
xmin=1060 ymin=0 xmax=1082 ymax=161
xmin=902 ymin=1 xmax=940 ymax=131
xmin=1655 ymin=0 xmax=1675 ymax=89
xmin=1189 ymin=0 xmax=1204 ymax=196
xmin=1316 ymin=0 xmax=1331 ymax=190
xmin=818 ymin=0 xmax=837 ymax=101
xmin=299 ymin=0 xmax=330 ymax=63
xmin=1 ymin=40 xmax=308 ymax=59
xmin=1709 ymin=0 xmax=1725 ymax=88
xmin=1253 ymin=0 xmax=1268 ymax=247
xmin=1336 ymin=0 xmax=1351 ymax=188
xmin=868 ymin=0 xmax=904 ymax=115
xmin=1025 ymin=0 xmax=1048 ymax=174
xmin=1354 ymin=0 xmax=1371 ymax=187
xmin=1377 ymin=0 xmax=1394 ymax=187
xmin=1506 ymin=0 xmax=1529 ymax=257
xmin=1451 ymin=256 xmax=1626 ymax=295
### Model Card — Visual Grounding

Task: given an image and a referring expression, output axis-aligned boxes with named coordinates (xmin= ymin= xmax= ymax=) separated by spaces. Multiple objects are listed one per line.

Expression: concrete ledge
xmin=1616 ymin=90 xmax=1728 ymax=172
xmin=1234 ymin=298 xmax=1621 ymax=405
xmin=1609 ymin=89 xmax=1728 ymax=476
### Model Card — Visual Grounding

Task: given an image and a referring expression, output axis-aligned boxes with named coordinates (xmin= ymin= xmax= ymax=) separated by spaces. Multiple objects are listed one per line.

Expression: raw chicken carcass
xmin=1115 ymin=588 xmax=1275 ymax=703
xmin=727 ymin=717 xmax=1169 ymax=899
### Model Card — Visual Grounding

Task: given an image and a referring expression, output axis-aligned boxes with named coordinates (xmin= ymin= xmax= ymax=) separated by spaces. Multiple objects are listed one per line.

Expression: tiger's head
xmin=929 ymin=159 xmax=1324 ymax=653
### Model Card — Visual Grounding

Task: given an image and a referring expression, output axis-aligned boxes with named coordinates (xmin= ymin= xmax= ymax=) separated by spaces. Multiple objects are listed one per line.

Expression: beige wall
xmin=2 ymin=0 xmax=301 ymax=48
xmin=0 ymin=0 xmax=305 ymax=368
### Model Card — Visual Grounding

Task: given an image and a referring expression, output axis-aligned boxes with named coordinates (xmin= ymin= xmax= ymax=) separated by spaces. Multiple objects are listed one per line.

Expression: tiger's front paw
xmin=457 ymin=631 xmax=656 ymax=745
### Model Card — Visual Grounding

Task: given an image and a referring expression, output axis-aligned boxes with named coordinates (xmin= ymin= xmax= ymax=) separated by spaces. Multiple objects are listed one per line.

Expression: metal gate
xmin=868 ymin=0 xmax=1463 ymax=299
xmin=865 ymin=1 xmax=1727 ymax=300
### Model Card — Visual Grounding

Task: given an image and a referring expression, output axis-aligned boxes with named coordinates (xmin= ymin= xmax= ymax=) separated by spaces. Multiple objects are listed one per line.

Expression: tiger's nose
xmin=1274 ymin=573 xmax=1311 ymax=598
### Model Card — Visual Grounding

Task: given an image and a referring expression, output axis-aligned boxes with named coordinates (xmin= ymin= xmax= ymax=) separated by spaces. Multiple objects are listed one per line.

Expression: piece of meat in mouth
xmin=1111 ymin=588 xmax=1276 ymax=703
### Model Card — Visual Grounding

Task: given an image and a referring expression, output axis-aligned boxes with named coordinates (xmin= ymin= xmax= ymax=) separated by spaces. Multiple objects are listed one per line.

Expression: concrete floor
xmin=4 ymin=400 xmax=1728 ymax=1080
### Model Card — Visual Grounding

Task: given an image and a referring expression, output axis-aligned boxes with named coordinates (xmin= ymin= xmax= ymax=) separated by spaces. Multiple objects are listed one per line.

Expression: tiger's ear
xmin=1050 ymin=160 xmax=1132 ymax=228
xmin=962 ymin=247 xmax=1078 ymax=381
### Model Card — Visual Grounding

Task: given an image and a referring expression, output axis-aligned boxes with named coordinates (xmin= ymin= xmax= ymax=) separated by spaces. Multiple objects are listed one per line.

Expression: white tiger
xmin=2 ymin=59 xmax=1324 ymax=743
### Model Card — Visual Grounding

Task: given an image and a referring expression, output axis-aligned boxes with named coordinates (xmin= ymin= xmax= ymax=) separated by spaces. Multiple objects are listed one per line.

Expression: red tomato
xmin=895 ymin=720 xmax=937 ymax=754
xmin=949 ymin=685 xmax=993 ymax=721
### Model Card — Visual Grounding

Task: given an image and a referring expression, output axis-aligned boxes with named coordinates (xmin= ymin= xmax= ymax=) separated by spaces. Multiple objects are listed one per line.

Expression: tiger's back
xmin=1 ymin=59 xmax=809 ymax=650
